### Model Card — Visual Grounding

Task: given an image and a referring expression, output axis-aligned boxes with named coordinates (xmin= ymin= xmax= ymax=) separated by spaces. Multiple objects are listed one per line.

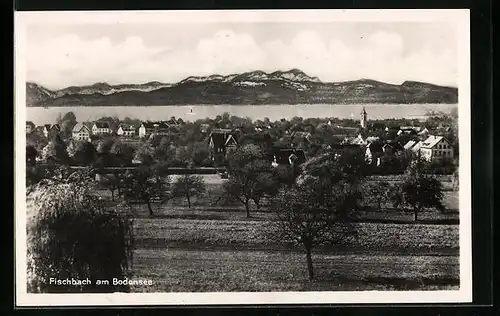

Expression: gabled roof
xmin=209 ymin=129 xmax=238 ymax=148
xmin=141 ymin=121 xmax=169 ymax=129
xmin=404 ymin=140 xmax=417 ymax=150
xmin=93 ymin=122 xmax=110 ymax=129
xmin=118 ymin=124 xmax=136 ymax=131
xmin=384 ymin=142 xmax=404 ymax=151
xmin=421 ymin=135 xmax=449 ymax=149
xmin=366 ymin=142 xmax=384 ymax=154
xmin=43 ymin=124 xmax=51 ymax=130
xmin=26 ymin=121 xmax=35 ymax=127
xmin=72 ymin=123 xmax=91 ymax=133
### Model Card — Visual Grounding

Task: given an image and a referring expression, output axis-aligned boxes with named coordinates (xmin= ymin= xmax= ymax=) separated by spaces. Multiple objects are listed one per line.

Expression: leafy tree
xmin=121 ymin=164 xmax=171 ymax=216
xmin=71 ymin=141 xmax=97 ymax=166
xmin=269 ymin=175 xmax=359 ymax=280
xmin=224 ymin=144 xmax=273 ymax=217
xmin=26 ymin=178 xmax=134 ymax=293
xmin=96 ymin=138 xmax=115 ymax=154
xmin=392 ymin=158 xmax=445 ymax=221
xmin=41 ymin=136 xmax=69 ymax=164
xmin=110 ymin=141 xmax=136 ymax=165
xmin=98 ymin=172 xmax=122 ymax=202
xmin=134 ymin=144 xmax=155 ymax=165
xmin=363 ymin=180 xmax=393 ymax=211
xmin=172 ymin=174 xmax=206 ymax=208
xmin=26 ymin=145 xmax=37 ymax=165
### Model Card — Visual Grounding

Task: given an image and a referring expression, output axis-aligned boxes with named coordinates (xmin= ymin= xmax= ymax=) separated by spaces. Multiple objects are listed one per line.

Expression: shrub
xmin=26 ymin=180 xmax=134 ymax=293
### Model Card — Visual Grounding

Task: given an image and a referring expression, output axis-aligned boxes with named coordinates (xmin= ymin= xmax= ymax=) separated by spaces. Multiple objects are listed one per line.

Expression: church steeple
xmin=360 ymin=107 xmax=367 ymax=129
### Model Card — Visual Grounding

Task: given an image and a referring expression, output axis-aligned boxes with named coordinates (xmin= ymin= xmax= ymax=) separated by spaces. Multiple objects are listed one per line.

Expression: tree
xmin=26 ymin=178 xmax=134 ymax=293
xmin=96 ymin=138 xmax=115 ymax=154
xmin=71 ymin=141 xmax=97 ymax=166
xmin=224 ymin=144 xmax=273 ymax=217
xmin=392 ymin=158 xmax=445 ymax=221
xmin=26 ymin=145 xmax=37 ymax=165
xmin=270 ymin=175 xmax=359 ymax=280
xmin=121 ymin=164 xmax=171 ymax=216
xmin=134 ymin=144 xmax=155 ymax=165
xmin=172 ymin=174 xmax=206 ymax=208
xmin=41 ymin=136 xmax=69 ymax=164
xmin=363 ymin=181 xmax=393 ymax=211
xmin=110 ymin=141 xmax=136 ymax=165
xmin=99 ymin=172 xmax=122 ymax=202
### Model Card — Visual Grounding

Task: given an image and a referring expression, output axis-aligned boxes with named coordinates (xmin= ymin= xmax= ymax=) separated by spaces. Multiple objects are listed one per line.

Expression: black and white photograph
xmin=15 ymin=9 xmax=471 ymax=306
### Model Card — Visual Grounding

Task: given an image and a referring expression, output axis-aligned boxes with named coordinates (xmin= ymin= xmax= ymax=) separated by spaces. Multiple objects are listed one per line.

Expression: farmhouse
xmin=117 ymin=124 xmax=136 ymax=137
xmin=404 ymin=140 xmax=423 ymax=153
xmin=139 ymin=121 xmax=169 ymax=138
xmin=72 ymin=123 xmax=92 ymax=141
xmin=42 ymin=124 xmax=60 ymax=138
xmin=208 ymin=128 xmax=239 ymax=164
xmin=92 ymin=122 xmax=112 ymax=135
xmin=26 ymin=121 xmax=35 ymax=134
xmin=419 ymin=135 xmax=454 ymax=162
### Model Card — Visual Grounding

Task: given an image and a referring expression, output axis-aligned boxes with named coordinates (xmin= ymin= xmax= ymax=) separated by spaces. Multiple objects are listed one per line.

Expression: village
xmin=25 ymin=107 xmax=457 ymax=175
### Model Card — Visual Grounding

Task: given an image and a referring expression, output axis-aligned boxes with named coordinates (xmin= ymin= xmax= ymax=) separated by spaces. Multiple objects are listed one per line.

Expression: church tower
xmin=360 ymin=107 xmax=367 ymax=129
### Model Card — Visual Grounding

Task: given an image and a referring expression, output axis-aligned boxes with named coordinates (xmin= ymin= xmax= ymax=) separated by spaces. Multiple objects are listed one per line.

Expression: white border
xmin=14 ymin=9 xmax=472 ymax=306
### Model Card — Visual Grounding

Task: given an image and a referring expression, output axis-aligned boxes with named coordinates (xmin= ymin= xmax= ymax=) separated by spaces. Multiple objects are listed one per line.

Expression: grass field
xmin=131 ymin=249 xmax=459 ymax=292
xmin=94 ymin=174 xmax=461 ymax=292
xmin=127 ymin=205 xmax=460 ymax=292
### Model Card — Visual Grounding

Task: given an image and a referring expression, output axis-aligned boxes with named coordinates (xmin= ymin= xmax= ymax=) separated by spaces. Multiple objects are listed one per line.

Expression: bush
xmin=26 ymin=181 xmax=134 ymax=293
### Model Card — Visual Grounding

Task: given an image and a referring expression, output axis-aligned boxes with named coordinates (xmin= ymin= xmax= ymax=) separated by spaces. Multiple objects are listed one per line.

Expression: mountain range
xmin=26 ymin=69 xmax=458 ymax=107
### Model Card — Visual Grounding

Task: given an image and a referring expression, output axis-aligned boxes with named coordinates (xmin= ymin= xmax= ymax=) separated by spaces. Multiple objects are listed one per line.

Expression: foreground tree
xmin=172 ymin=174 xmax=206 ymax=208
xmin=363 ymin=180 xmax=393 ymax=211
xmin=392 ymin=158 xmax=445 ymax=221
xmin=121 ymin=163 xmax=171 ymax=216
xmin=270 ymin=176 xmax=359 ymax=280
xmin=269 ymin=149 xmax=363 ymax=280
xmin=26 ymin=175 xmax=134 ymax=293
xmin=224 ymin=144 xmax=275 ymax=217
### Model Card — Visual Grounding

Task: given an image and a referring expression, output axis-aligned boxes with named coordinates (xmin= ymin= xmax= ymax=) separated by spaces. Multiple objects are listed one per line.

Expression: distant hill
xmin=26 ymin=69 xmax=458 ymax=107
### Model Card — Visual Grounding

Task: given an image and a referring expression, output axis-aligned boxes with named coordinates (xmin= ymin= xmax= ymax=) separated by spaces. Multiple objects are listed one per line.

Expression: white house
xmin=72 ymin=123 xmax=92 ymax=141
xmin=117 ymin=124 xmax=136 ymax=137
xmin=138 ymin=121 xmax=169 ymax=138
xmin=419 ymin=135 xmax=454 ymax=162
xmin=92 ymin=122 xmax=111 ymax=135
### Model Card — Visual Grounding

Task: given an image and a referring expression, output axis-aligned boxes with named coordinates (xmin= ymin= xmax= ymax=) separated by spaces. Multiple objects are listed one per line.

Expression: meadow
xmin=82 ymin=172 xmax=461 ymax=292
xmin=106 ymin=175 xmax=461 ymax=292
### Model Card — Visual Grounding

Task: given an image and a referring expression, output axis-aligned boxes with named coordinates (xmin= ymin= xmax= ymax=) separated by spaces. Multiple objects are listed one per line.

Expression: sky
xmin=25 ymin=22 xmax=458 ymax=90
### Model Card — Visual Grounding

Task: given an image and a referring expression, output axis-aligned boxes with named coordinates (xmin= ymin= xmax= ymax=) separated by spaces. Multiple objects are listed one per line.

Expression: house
xmin=269 ymin=148 xmax=306 ymax=167
xmin=382 ymin=142 xmax=404 ymax=155
xmin=350 ymin=134 xmax=368 ymax=146
xmin=290 ymin=131 xmax=312 ymax=145
xmin=404 ymin=140 xmax=423 ymax=153
xmin=26 ymin=121 xmax=35 ymax=134
xmin=419 ymin=135 xmax=454 ymax=162
xmin=72 ymin=123 xmax=92 ymax=141
xmin=365 ymin=142 xmax=384 ymax=166
xmin=42 ymin=124 xmax=60 ymax=138
xmin=418 ymin=127 xmax=430 ymax=136
xmin=208 ymin=128 xmax=239 ymax=164
xmin=138 ymin=121 xmax=169 ymax=138
xmin=397 ymin=128 xmax=418 ymax=136
xmin=117 ymin=124 xmax=136 ymax=137
xmin=92 ymin=122 xmax=111 ymax=135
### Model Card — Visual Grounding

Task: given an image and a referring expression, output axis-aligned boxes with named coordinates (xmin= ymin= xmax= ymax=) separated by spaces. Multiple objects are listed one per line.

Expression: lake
xmin=26 ymin=104 xmax=458 ymax=126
